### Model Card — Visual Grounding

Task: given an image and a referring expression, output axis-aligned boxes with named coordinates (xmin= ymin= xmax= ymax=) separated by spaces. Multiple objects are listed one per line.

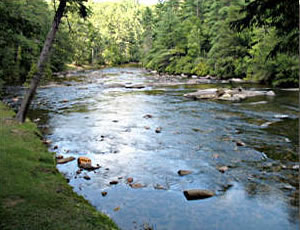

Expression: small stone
xmin=284 ymin=138 xmax=291 ymax=143
xmin=83 ymin=175 xmax=91 ymax=180
xmin=76 ymin=169 xmax=82 ymax=175
xmin=130 ymin=183 xmax=145 ymax=189
xmin=101 ymin=191 xmax=107 ymax=197
xmin=220 ymin=184 xmax=234 ymax=191
xmin=292 ymin=165 xmax=299 ymax=170
xmin=155 ymin=127 xmax=162 ymax=133
xmin=236 ymin=140 xmax=246 ymax=147
xmin=274 ymin=114 xmax=289 ymax=119
xmin=282 ymin=184 xmax=294 ymax=190
xmin=212 ymin=154 xmax=219 ymax=159
xmin=178 ymin=170 xmax=192 ymax=176
xmin=118 ymin=176 xmax=123 ymax=179
xmin=12 ymin=97 xmax=19 ymax=102
xmin=110 ymin=180 xmax=118 ymax=185
xmin=127 ymin=177 xmax=133 ymax=183
xmin=260 ymin=121 xmax=274 ymax=128
xmin=183 ymin=189 xmax=215 ymax=200
xmin=144 ymin=126 xmax=150 ymax=130
xmin=143 ymin=114 xmax=153 ymax=119
xmin=281 ymin=165 xmax=287 ymax=169
xmin=154 ymin=184 xmax=166 ymax=190
xmin=266 ymin=91 xmax=275 ymax=96
xmin=112 ymin=120 xmax=119 ymax=123
xmin=56 ymin=157 xmax=75 ymax=164
xmin=43 ymin=139 xmax=52 ymax=145
xmin=113 ymin=206 xmax=120 ymax=212
xmin=53 ymin=145 xmax=58 ymax=150
xmin=34 ymin=118 xmax=40 ymax=122
xmin=217 ymin=166 xmax=229 ymax=173
xmin=63 ymin=99 xmax=68 ymax=103
xmin=56 ymin=155 xmax=63 ymax=160
xmin=105 ymin=168 xmax=110 ymax=170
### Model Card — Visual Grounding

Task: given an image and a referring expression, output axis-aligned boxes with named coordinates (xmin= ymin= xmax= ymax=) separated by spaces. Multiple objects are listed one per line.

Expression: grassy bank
xmin=0 ymin=103 xmax=118 ymax=230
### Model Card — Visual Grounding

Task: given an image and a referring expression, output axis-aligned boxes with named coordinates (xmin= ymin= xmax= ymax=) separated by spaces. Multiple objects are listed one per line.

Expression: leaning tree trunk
xmin=16 ymin=0 xmax=67 ymax=123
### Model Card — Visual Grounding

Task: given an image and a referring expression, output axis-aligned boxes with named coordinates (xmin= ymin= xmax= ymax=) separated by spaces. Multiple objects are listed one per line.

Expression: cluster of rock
xmin=184 ymin=88 xmax=275 ymax=102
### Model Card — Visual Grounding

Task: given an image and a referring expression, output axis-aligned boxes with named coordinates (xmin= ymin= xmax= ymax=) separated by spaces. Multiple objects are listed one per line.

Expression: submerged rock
xmin=178 ymin=170 xmax=193 ymax=176
xmin=183 ymin=189 xmax=215 ymax=200
xmin=154 ymin=184 xmax=166 ymax=190
xmin=104 ymin=83 xmax=126 ymax=88
xmin=130 ymin=183 xmax=145 ymax=189
xmin=113 ymin=206 xmax=120 ymax=212
xmin=217 ymin=166 xmax=229 ymax=173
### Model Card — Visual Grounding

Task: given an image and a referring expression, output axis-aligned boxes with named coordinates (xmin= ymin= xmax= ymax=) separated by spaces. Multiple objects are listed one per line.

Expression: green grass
xmin=0 ymin=103 xmax=118 ymax=230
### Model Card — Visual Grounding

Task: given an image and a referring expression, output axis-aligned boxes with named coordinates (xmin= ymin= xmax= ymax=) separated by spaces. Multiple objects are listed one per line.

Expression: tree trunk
xmin=16 ymin=0 xmax=67 ymax=123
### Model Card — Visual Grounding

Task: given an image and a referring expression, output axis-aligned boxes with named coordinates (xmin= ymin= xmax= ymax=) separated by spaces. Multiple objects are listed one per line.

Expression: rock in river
xmin=130 ymin=183 xmax=145 ymax=189
xmin=143 ymin=114 xmax=153 ymax=119
xmin=178 ymin=170 xmax=193 ymax=176
xmin=184 ymin=88 xmax=275 ymax=102
xmin=235 ymin=140 xmax=246 ymax=147
xmin=110 ymin=180 xmax=119 ymax=185
xmin=101 ymin=191 xmax=108 ymax=197
xmin=183 ymin=189 xmax=215 ymax=200
xmin=155 ymin=127 xmax=162 ymax=133
xmin=127 ymin=177 xmax=134 ymax=183
xmin=56 ymin=156 xmax=75 ymax=164
xmin=78 ymin=156 xmax=100 ymax=170
xmin=83 ymin=175 xmax=91 ymax=180
xmin=217 ymin=166 xmax=229 ymax=173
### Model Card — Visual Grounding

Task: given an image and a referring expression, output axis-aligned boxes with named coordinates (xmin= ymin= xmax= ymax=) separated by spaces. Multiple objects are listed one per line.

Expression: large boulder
xmin=184 ymin=88 xmax=275 ymax=102
xmin=78 ymin=156 xmax=100 ymax=170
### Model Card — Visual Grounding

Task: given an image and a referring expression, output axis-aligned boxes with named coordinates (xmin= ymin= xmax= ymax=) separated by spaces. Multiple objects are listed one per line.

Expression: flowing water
xmin=5 ymin=68 xmax=299 ymax=230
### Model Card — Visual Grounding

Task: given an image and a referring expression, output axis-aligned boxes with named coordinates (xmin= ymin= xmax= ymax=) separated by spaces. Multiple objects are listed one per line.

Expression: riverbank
xmin=0 ymin=102 xmax=118 ymax=230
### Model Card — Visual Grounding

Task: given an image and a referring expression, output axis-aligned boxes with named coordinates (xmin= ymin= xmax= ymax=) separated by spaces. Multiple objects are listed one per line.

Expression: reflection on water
xmin=9 ymin=68 xmax=299 ymax=229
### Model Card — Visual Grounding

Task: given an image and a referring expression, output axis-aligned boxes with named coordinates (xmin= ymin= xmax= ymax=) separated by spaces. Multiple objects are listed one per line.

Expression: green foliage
xmin=192 ymin=58 xmax=209 ymax=76
xmin=0 ymin=0 xmax=76 ymax=85
xmin=0 ymin=0 xmax=297 ymax=87
xmin=142 ymin=0 xmax=298 ymax=87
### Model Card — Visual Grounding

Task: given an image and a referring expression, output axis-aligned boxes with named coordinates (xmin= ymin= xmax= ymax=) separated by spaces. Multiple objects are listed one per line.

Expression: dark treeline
xmin=0 ymin=0 xmax=298 ymax=88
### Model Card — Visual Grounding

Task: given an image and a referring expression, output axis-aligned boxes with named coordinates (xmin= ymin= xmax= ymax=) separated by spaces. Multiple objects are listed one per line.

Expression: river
xmin=5 ymin=67 xmax=299 ymax=230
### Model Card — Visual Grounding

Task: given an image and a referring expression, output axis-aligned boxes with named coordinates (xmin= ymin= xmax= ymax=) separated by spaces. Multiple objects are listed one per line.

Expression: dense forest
xmin=0 ymin=0 xmax=298 ymax=88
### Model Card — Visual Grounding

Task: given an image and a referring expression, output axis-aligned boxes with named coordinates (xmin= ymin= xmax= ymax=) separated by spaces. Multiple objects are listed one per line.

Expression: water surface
xmin=9 ymin=68 xmax=299 ymax=230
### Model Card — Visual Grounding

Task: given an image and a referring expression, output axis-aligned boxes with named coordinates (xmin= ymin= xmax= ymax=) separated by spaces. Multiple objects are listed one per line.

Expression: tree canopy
xmin=0 ymin=0 xmax=298 ymax=89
